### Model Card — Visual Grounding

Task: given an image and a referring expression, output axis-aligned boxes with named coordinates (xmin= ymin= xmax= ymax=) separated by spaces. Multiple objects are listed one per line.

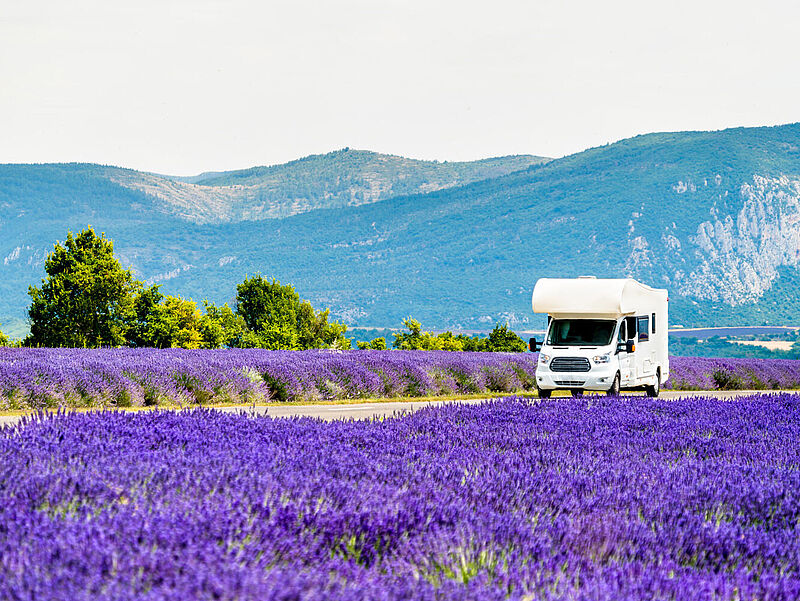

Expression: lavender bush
xmin=1 ymin=395 xmax=798 ymax=600
xmin=2 ymin=348 xmax=800 ymax=409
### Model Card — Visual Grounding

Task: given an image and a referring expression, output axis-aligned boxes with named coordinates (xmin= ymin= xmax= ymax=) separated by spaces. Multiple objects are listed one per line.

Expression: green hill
xmin=3 ymin=124 xmax=800 ymax=337
xmin=0 ymin=152 xmax=545 ymax=336
xmin=183 ymin=150 xmax=546 ymax=189
xmin=118 ymin=149 xmax=549 ymax=223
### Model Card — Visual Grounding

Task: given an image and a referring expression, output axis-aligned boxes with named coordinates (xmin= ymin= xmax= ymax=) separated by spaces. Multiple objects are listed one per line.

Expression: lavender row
xmin=1 ymin=394 xmax=799 ymax=600
xmin=2 ymin=348 xmax=800 ymax=409
xmin=664 ymin=355 xmax=800 ymax=390
xmin=0 ymin=348 xmax=538 ymax=409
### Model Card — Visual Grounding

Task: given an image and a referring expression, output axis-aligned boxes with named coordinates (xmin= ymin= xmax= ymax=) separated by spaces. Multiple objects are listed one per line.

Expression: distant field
xmin=734 ymin=340 xmax=795 ymax=351
xmin=667 ymin=325 xmax=800 ymax=338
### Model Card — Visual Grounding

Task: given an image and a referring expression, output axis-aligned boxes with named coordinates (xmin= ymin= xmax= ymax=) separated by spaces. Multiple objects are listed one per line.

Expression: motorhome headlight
xmin=592 ymin=353 xmax=611 ymax=364
xmin=539 ymin=353 xmax=551 ymax=364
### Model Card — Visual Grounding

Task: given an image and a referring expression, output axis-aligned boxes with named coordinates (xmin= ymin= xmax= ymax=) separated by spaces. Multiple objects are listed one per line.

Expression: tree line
xmin=374 ymin=318 xmax=525 ymax=352
xmin=0 ymin=227 xmax=526 ymax=352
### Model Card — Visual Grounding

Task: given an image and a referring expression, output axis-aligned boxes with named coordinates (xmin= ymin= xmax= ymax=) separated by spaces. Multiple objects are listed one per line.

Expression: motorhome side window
xmin=625 ymin=316 xmax=637 ymax=340
xmin=637 ymin=316 xmax=650 ymax=341
xmin=651 ymin=312 xmax=656 ymax=334
xmin=618 ymin=320 xmax=627 ymax=342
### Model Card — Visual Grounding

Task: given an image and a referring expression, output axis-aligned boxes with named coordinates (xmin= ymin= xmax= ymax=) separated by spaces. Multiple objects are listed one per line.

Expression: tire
xmin=537 ymin=387 xmax=552 ymax=399
xmin=606 ymin=373 xmax=620 ymax=396
xmin=645 ymin=369 xmax=661 ymax=397
xmin=570 ymin=389 xmax=584 ymax=397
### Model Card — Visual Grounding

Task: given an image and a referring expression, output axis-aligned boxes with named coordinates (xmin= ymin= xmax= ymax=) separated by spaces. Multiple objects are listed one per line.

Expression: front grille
xmin=550 ymin=357 xmax=591 ymax=372
xmin=555 ymin=380 xmax=586 ymax=386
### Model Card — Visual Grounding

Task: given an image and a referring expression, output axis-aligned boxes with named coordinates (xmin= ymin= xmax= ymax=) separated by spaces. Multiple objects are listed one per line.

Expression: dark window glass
xmin=637 ymin=316 xmax=650 ymax=341
xmin=625 ymin=316 xmax=637 ymax=340
xmin=547 ymin=319 xmax=616 ymax=346
xmin=651 ymin=313 xmax=656 ymax=334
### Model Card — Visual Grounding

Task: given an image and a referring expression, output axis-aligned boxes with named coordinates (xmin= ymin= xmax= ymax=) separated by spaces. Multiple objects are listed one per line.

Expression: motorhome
xmin=529 ymin=277 xmax=668 ymax=397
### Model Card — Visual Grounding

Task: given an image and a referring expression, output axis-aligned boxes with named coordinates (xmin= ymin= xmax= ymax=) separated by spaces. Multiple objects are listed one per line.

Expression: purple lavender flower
xmin=1 ymin=394 xmax=798 ymax=599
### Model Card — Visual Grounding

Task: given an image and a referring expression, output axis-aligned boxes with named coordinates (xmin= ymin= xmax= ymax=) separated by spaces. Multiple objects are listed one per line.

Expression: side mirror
xmin=626 ymin=339 xmax=635 ymax=353
xmin=529 ymin=337 xmax=539 ymax=352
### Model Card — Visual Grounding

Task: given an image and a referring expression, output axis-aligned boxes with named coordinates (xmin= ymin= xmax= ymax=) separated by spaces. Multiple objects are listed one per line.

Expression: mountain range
xmin=3 ymin=124 xmax=800 ymax=338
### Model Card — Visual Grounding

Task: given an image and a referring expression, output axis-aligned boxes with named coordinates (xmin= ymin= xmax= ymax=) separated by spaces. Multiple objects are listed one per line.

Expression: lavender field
xmin=1 ymin=395 xmax=799 ymax=600
xmin=2 ymin=348 xmax=800 ymax=409
xmin=0 ymin=348 xmax=539 ymax=410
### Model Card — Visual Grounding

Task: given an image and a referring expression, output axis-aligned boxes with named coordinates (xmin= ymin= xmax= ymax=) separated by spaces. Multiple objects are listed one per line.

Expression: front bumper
xmin=536 ymin=366 xmax=616 ymax=391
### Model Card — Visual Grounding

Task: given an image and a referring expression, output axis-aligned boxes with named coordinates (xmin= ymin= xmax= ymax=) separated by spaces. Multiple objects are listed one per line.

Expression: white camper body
xmin=531 ymin=277 xmax=669 ymax=397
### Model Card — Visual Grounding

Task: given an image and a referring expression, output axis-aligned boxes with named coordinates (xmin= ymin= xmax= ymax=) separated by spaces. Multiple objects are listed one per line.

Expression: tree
xmin=27 ymin=228 xmax=138 ymax=347
xmin=134 ymin=295 xmax=205 ymax=349
xmin=456 ymin=333 xmax=487 ymax=352
xmin=391 ymin=318 xmax=524 ymax=352
xmin=296 ymin=302 xmax=349 ymax=349
xmin=392 ymin=318 xmax=462 ymax=350
xmin=126 ymin=284 xmax=164 ymax=348
xmin=234 ymin=275 xmax=350 ymax=350
xmin=198 ymin=302 xmax=248 ymax=348
xmin=357 ymin=337 xmax=387 ymax=350
xmin=392 ymin=318 xmax=426 ymax=350
xmin=485 ymin=323 xmax=526 ymax=352
xmin=235 ymin=276 xmax=298 ymax=333
xmin=0 ymin=324 xmax=9 ymax=347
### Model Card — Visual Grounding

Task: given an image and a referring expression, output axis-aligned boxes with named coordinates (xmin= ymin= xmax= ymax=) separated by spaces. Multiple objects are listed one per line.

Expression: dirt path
xmin=0 ymin=389 xmax=794 ymax=427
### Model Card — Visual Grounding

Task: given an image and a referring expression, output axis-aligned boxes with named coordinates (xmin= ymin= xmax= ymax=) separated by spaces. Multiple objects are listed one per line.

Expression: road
xmin=0 ymin=389 xmax=794 ymax=428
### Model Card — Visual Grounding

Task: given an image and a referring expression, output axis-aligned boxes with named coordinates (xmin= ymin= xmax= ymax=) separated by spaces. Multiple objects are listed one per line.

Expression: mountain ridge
xmin=1 ymin=150 xmax=548 ymax=225
xmin=3 ymin=123 xmax=800 ymax=337
xmin=111 ymin=149 xmax=550 ymax=223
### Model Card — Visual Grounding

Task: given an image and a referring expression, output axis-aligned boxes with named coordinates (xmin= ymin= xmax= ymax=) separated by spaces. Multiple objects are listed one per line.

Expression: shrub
xmin=712 ymin=368 xmax=745 ymax=390
xmin=358 ymin=337 xmax=387 ymax=350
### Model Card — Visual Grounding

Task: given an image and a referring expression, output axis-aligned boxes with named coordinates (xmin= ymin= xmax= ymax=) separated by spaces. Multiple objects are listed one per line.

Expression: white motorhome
xmin=529 ymin=277 xmax=669 ymax=397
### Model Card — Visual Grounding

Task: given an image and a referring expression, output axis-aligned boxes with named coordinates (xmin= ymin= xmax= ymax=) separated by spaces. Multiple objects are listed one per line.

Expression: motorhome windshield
xmin=547 ymin=319 xmax=616 ymax=346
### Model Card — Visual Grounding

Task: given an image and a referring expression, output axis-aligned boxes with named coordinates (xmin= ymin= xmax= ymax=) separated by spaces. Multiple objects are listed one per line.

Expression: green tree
xmin=234 ymin=275 xmax=350 ymax=349
xmin=296 ymin=302 xmax=349 ymax=349
xmin=357 ymin=336 xmax=387 ymax=350
xmin=456 ymin=334 xmax=487 ymax=352
xmin=392 ymin=319 xmax=524 ymax=352
xmin=392 ymin=318 xmax=460 ymax=350
xmin=0 ymin=324 xmax=9 ymax=347
xmin=134 ymin=295 xmax=205 ymax=349
xmin=236 ymin=276 xmax=298 ymax=333
xmin=392 ymin=318 xmax=425 ymax=350
xmin=252 ymin=323 xmax=299 ymax=350
xmin=235 ymin=329 xmax=273 ymax=349
xmin=198 ymin=302 xmax=248 ymax=348
xmin=485 ymin=323 xmax=526 ymax=352
xmin=27 ymin=228 xmax=138 ymax=347
xmin=126 ymin=284 xmax=164 ymax=348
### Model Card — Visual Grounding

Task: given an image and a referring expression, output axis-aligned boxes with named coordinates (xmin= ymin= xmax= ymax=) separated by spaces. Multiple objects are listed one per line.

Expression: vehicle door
xmin=636 ymin=315 xmax=655 ymax=379
xmin=617 ymin=319 xmax=635 ymax=386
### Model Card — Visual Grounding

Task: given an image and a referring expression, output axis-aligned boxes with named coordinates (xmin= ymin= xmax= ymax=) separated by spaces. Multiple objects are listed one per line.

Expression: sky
xmin=2 ymin=0 xmax=800 ymax=175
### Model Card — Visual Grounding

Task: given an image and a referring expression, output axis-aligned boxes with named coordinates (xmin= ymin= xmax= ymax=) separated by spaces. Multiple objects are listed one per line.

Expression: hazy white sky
xmin=2 ymin=0 xmax=800 ymax=174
